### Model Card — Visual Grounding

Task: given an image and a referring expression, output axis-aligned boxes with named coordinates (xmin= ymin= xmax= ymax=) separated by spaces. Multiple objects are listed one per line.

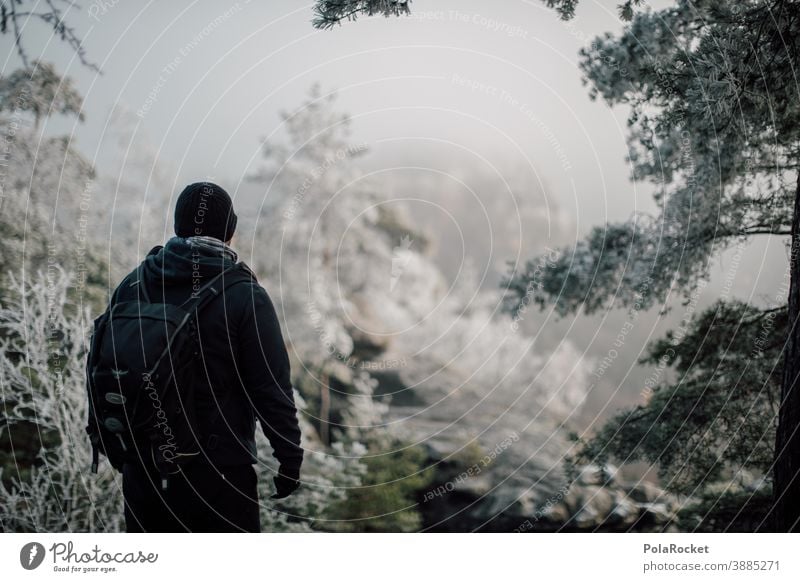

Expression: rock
xmin=604 ymin=494 xmax=638 ymax=527
xmin=577 ymin=464 xmax=616 ymax=486
xmin=604 ymin=464 xmax=620 ymax=482
xmin=539 ymin=502 xmax=570 ymax=524
xmin=573 ymin=504 xmax=601 ymax=528
xmin=516 ymin=492 xmax=538 ymax=516
xmin=627 ymin=481 xmax=664 ymax=504
xmin=638 ymin=502 xmax=675 ymax=527
xmin=348 ymin=325 xmax=391 ymax=359
xmin=561 ymin=487 xmax=585 ymax=515
xmin=577 ymin=464 xmax=605 ymax=486
xmin=559 ymin=486 xmax=616 ymax=528
xmin=582 ymin=486 xmax=615 ymax=518
xmin=452 ymin=476 xmax=493 ymax=498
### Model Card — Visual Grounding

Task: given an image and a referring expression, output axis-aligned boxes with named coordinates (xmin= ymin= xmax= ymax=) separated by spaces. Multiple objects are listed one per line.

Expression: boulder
xmin=627 ymin=481 xmax=664 ymax=504
xmin=638 ymin=502 xmax=675 ymax=528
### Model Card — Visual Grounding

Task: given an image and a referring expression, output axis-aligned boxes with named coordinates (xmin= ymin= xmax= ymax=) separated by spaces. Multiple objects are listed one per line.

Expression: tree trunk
xmin=775 ymin=169 xmax=800 ymax=532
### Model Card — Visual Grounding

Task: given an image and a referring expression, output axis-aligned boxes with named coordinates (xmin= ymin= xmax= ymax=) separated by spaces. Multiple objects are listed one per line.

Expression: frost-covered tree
xmin=566 ymin=301 xmax=783 ymax=531
xmin=248 ymin=86 xmax=371 ymax=371
xmin=247 ymin=86 xmax=408 ymax=442
xmin=503 ymin=0 xmax=800 ymax=531
xmin=506 ymin=1 xmax=799 ymax=315
xmin=0 ymin=64 xmax=106 ymax=308
xmin=392 ymin=259 xmax=590 ymax=424
xmin=247 ymin=87 xmax=433 ymax=530
xmin=0 ymin=268 xmax=123 ymax=532
xmin=0 ymin=61 xmax=84 ymax=129
xmin=0 ymin=63 xmax=119 ymax=530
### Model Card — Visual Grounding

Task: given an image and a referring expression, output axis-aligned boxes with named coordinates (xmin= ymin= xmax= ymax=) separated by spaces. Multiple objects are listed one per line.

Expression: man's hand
xmin=271 ymin=467 xmax=300 ymax=499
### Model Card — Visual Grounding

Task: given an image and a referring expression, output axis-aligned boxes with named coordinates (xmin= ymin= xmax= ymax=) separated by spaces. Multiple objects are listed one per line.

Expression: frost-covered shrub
xmin=256 ymin=390 xmax=369 ymax=532
xmin=0 ymin=267 xmax=123 ymax=532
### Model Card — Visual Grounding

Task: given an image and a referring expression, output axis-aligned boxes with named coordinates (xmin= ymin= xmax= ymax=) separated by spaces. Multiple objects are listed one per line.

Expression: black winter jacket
xmin=110 ymin=237 xmax=303 ymax=479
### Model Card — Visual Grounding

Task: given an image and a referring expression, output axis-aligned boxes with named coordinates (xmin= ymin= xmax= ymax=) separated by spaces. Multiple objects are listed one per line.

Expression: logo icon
xmin=20 ymin=542 xmax=46 ymax=570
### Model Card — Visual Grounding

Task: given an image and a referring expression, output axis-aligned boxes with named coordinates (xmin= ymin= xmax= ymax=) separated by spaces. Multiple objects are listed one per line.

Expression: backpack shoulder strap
xmin=187 ymin=263 xmax=256 ymax=447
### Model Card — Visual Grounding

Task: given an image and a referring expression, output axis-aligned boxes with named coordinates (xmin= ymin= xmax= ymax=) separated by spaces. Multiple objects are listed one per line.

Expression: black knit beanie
xmin=174 ymin=182 xmax=238 ymax=242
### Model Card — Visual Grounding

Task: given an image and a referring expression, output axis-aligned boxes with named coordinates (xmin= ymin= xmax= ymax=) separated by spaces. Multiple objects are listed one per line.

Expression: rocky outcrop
xmin=418 ymin=456 xmax=683 ymax=532
xmin=369 ymin=363 xmax=683 ymax=532
xmin=321 ymin=209 xmax=680 ymax=532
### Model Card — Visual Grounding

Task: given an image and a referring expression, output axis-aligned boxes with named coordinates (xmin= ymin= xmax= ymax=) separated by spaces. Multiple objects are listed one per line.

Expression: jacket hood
xmin=142 ymin=236 xmax=236 ymax=286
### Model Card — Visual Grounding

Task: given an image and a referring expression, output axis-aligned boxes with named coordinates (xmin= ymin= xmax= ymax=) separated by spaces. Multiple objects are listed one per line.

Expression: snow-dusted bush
xmin=255 ymin=388 xmax=369 ymax=532
xmin=0 ymin=267 xmax=123 ymax=532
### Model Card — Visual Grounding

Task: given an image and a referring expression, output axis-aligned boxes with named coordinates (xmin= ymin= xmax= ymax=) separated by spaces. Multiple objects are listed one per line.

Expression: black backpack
xmin=85 ymin=258 xmax=253 ymax=489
